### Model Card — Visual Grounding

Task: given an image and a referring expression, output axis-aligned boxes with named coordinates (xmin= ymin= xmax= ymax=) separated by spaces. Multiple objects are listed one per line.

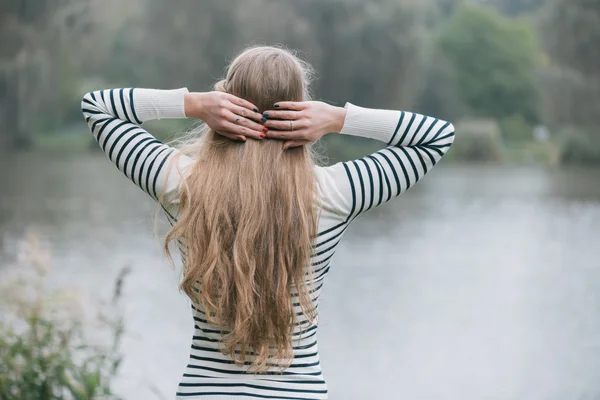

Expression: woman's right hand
xmin=184 ymin=92 xmax=266 ymax=141
xmin=262 ymin=101 xmax=347 ymax=149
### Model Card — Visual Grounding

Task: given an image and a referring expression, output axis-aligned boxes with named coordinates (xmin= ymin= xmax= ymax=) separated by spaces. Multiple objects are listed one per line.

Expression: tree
xmin=486 ymin=0 xmax=550 ymax=16
xmin=0 ymin=0 xmax=92 ymax=149
xmin=109 ymin=0 xmax=427 ymax=109
xmin=545 ymin=0 xmax=600 ymax=78
xmin=437 ymin=4 xmax=541 ymax=124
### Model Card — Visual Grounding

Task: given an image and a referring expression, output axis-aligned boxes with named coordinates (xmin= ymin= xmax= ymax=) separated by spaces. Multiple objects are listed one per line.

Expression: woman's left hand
xmin=262 ymin=101 xmax=346 ymax=149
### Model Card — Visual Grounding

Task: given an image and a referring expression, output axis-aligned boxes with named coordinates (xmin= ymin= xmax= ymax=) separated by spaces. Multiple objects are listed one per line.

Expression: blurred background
xmin=1 ymin=0 xmax=600 ymax=399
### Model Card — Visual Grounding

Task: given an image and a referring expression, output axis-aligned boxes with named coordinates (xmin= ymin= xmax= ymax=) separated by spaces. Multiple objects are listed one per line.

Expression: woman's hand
xmin=184 ymin=92 xmax=266 ymax=141
xmin=262 ymin=101 xmax=347 ymax=149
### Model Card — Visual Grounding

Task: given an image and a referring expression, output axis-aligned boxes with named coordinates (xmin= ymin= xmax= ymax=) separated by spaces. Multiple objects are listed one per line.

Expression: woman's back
xmin=81 ymin=46 xmax=455 ymax=399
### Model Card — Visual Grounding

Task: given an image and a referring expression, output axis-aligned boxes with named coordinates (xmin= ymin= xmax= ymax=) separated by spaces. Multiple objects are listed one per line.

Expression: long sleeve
xmin=315 ymin=102 xmax=455 ymax=221
xmin=81 ymin=88 xmax=194 ymax=208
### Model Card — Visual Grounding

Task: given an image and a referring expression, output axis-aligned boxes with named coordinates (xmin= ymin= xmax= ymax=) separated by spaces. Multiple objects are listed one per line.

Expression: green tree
xmin=109 ymin=0 xmax=427 ymax=109
xmin=437 ymin=4 xmax=541 ymax=124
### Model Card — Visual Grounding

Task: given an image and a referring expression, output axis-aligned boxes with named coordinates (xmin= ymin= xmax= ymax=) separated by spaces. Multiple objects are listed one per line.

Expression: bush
xmin=318 ymin=134 xmax=383 ymax=165
xmin=449 ymin=118 xmax=504 ymax=162
xmin=499 ymin=114 xmax=533 ymax=142
xmin=0 ymin=232 xmax=127 ymax=400
xmin=560 ymin=129 xmax=600 ymax=166
xmin=504 ymin=140 xmax=560 ymax=165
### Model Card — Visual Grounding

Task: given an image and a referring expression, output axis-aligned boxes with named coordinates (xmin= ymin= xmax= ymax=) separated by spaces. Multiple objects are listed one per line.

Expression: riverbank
xmin=16 ymin=121 xmax=600 ymax=167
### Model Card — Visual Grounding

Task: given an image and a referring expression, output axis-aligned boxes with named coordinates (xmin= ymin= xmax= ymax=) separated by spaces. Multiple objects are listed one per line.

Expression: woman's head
xmin=219 ymin=46 xmax=312 ymax=112
xmin=164 ymin=46 xmax=319 ymax=373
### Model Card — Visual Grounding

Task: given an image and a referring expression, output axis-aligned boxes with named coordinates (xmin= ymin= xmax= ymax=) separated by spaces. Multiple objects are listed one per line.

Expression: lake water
xmin=1 ymin=151 xmax=600 ymax=400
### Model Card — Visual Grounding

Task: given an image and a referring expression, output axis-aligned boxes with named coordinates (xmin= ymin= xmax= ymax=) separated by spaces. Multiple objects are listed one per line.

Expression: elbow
xmin=448 ymin=122 xmax=456 ymax=133
xmin=81 ymin=91 xmax=94 ymax=106
xmin=439 ymin=122 xmax=456 ymax=154
xmin=81 ymin=92 xmax=96 ymax=121
xmin=446 ymin=122 xmax=456 ymax=144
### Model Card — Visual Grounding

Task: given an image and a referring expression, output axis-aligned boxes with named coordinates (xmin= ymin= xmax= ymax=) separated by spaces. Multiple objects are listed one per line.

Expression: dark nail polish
xmin=263 ymin=112 xmax=269 ymax=117
xmin=253 ymin=108 xmax=258 ymax=112
xmin=261 ymin=117 xmax=267 ymax=122
xmin=274 ymin=104 xmax=280 ymax=108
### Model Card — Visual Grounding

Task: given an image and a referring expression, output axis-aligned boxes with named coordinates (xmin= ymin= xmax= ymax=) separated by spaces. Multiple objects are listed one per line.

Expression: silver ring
xmin=235 ymin=117 xmax=241 ymax=125
xmin=290 ymin=120 xmax=294 ymax=131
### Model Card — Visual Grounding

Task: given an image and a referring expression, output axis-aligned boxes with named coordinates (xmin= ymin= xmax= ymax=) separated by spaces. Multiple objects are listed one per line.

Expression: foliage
xmin=498 ymin=114 xmax=533 ymax=142
xmin=437 ymin=4 xmax=541 ymax=124
xmin=319 ymin=134 xmax=383 ymax=165
xmin=503 ymin=140 xmax=560 ymax=165
xmin=0 ymin=0 xmax=94 ymax=147
xmin=415 ymin=45 xmax=466 ymax=121
xmin=0 ymin=0 xmax=597 ymax=166
xmin=448 ymin=133 xmax=504 ymax=163
xmin=545 ymin=0 xmax=600 ymax=78
xmin=486 ymin=0 xmax=550 ymax=16
xmin=560 ymin=128 xmax=600 ymax=166
xmin=537 ymin=65 xmax=600 ymax=127
xmin=108 ymin=0 xmax=427 ymax=108
xmin=0 ymin=231 xmax=126 ymax=400
xmin=447 ymin=118 xmax=504 ymax=163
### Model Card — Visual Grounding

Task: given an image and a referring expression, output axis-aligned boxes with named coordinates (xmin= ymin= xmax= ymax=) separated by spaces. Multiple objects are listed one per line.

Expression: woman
xmin=81 ymin=46 xmax=455 ymax=399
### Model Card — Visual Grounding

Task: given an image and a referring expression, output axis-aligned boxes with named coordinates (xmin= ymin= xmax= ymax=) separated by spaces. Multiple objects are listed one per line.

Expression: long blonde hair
xmin=164 ymin=46 xmax=319 ymax=373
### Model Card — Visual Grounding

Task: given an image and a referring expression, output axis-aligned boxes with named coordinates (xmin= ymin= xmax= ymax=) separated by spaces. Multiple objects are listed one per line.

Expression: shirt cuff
xmin=339 ymin=102 xmax=401 ymax=144
xmin=133 ymin=87 xmax=189 ymax=121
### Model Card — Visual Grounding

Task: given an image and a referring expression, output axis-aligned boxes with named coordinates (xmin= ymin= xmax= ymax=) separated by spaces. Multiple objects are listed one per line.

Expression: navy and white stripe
xmin=82 ymin=88 xmax=455 ymax=400
xmin=81 ymin=87 xmax=194 ymax=213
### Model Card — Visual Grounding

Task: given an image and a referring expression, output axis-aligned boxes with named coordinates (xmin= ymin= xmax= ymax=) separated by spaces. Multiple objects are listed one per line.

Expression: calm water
xmin=1 ymin=151 xmax=600 ymax=400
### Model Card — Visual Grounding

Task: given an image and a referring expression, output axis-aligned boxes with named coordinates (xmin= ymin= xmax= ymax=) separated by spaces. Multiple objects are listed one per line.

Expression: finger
xmin=261 ymin=110 xmax=303 ymax=120
xmin=264 ymin=128 xmax=307 ymax=141
xmin=273 ymin=101 xmax=309 ymax=111
xmin=222 ymin=121 xmax=265 ymax=140
xmin=228 ymin=108 xmax=265 ymax=131
xmin=216 ymin=131 xmax=246 ymax=142
xmin=230 ymin=104 xmax=263 ymax=122
xmin=283 ymin=140 xmax=311 ymax=150
xmin=264 ymin=119 xmax=307 ymax=131
xmin=227 ymin=94 xmax=259 ymax=113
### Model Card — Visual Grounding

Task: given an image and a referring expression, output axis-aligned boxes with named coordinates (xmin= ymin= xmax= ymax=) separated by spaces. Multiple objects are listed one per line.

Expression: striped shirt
xmin=81 ymin=88 xmax=455 ymax=400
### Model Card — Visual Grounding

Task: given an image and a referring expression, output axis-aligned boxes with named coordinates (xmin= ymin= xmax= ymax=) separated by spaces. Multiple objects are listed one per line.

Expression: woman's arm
xmin=263 ymin=101 xmax=455 ymax=219
xmin=81 ymin=88 xmax=264 ymax=205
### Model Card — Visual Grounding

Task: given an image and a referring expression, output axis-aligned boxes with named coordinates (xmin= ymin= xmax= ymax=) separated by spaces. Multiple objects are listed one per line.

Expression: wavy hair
xmin=163 ymin=46 xmax=319 ymax=373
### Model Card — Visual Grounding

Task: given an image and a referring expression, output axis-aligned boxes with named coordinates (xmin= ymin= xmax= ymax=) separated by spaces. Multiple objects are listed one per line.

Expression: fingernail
xmin=260 ymin=134 xmax=266 ymax=139
xmin=253 ymin=108 xmax=259 ymax=112
xmin=263 ymin=112 xmax=269 ymax=117
xmin=261 ymin=117 xmax=267 ymax=122
xmin=274 ymin=104 xmax=280 ymax=108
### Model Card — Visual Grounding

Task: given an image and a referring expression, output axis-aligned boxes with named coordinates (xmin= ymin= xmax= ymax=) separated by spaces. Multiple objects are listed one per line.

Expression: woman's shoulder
xmin=313 ymin=164 xmax=354 ymax=221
